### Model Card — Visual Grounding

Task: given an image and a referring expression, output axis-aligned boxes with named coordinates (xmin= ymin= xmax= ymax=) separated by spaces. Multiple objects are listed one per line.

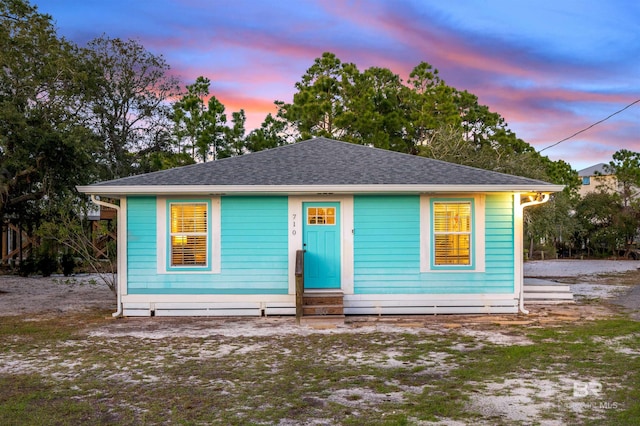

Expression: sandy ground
xmin=524 ymin=259 xmax=640 ymax=319
xmin=1 ymin=260 xmax=639 ymax=424
xmin=523 ymin=259 xmax=640 ymax=277
xmin=0 ymin=274 xmax=116 ymax=316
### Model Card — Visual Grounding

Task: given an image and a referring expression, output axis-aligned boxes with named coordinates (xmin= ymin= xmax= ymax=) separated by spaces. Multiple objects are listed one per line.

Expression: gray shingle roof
xmin=577 ymin=163 xmax=609 ymax=177
xmin=84 ymin=137 xmax=559 ymax=191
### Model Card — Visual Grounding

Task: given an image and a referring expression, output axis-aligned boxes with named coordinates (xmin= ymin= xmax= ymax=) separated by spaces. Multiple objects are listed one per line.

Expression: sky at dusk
xmin=33 ymin=0 xmax=639 ymax=172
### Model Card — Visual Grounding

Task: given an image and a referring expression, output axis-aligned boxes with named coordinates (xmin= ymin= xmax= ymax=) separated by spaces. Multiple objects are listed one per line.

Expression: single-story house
xmin=77 ymin=137 xmax=563 ymax=317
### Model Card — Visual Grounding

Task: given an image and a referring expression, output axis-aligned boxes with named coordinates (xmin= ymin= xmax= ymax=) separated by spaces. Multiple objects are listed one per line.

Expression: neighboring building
xmin=577 ymin=163 xmax=617 ymax=197
xmin=77 ymin=137 xmax=563 ymax=317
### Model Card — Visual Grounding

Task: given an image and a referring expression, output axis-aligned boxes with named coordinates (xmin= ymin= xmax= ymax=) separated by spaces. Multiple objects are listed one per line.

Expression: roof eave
xmin=77 ymin=184 xmax=565 ymax=197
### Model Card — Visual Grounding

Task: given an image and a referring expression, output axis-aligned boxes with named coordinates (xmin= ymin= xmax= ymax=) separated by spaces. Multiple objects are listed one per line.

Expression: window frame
xmin=167 ymin=201 xmax=210 ymax=269
xmin=420 ymin=195 xmax=485 ymax=273
xmin=431 ymin=200 xmax=473 ymax=268
xmin=157 ymin=198 xmax=220 ymax=273
xmin=306 ymin=206 xmax=337 ymax=225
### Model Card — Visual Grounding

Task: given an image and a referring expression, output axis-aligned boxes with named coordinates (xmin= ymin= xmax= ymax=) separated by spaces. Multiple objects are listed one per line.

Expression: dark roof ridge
xmin=84 ymin=136 xmax=562 ymax=189
xmin=304 ymin=137 xmax=552 ymax=184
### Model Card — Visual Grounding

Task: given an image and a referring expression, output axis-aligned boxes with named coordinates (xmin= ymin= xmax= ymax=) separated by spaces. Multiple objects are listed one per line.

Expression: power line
xmin=538 ymin=98 xmax=640 ymax=153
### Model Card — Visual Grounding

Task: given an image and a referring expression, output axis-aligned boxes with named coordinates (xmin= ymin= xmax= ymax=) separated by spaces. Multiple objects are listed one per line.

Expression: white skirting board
xmin=523 ymin=283 xmax=574 ymax=304
xmin=343 ymin=294 xmax=519 ymax=315
xmin=121 ymin=294 xmax=519 ymax=316
xmin=123 ymin=301 xmax=276 ymax=317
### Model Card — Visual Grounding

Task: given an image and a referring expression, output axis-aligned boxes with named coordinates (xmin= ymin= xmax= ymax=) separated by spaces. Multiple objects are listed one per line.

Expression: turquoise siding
xmin=219 ymin=196 xmax=288 ymax=293
xmin=126 ymin=194 xmax=515 ymax=296
xmin=127 ymin=196 xmax=158 ymax=290
xmin=353 ymin=194 xmax=515 ymax=294
xmin=127 ymin=196 xmax=289 ymax=294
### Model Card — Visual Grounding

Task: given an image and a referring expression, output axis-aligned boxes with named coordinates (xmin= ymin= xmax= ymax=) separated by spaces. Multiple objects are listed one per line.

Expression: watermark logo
xmin=571 ymin=380 xmax=620 ymax=410
xmin=573 ymin=380 xmax=602 ymax=397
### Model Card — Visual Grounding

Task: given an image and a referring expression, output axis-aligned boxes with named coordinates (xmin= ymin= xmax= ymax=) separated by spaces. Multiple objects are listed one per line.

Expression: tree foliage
xmin=343 ymin=66 xmax=409 ymax=152
xmin=3 ymin=0 xmax=624 ymax=269
xmin=0 ymin=0 xmax=99 ymax=226
xmin=604 ymin=149 xmax=640 ymax=207
xmin=275 ymin=52 xmax=352 ymax=141
xmin=38 ymin=198 xmax=117 ymax=292
xmin=221 ymin=109 xmax=247 ymax=158
xmin=568 ymin=149 xmax=640 ymax=257
xmin=574 ymin=192 xmax=624 ymax=256
xmin=172 ymin=76 xmax=228 ymax=162
xmin=275 ymin=52 xmax=579 ymax=189
xmin=244 ymin=113 xmax=291 ymax=152
xmin=1 ymin=1 xmax=189 ymax=270
xmin=276 ymin=52 xmax=586 ymax=254
xmin=84 ymin=35 xmax=181 ymax=178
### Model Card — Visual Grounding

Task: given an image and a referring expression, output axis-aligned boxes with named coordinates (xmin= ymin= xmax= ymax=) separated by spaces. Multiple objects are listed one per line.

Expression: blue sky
xmin=33 ymin=0 xmax=640 ymax=171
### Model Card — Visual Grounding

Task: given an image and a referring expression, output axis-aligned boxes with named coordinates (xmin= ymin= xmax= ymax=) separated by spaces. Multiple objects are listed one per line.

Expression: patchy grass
xmin=1 ymin=314 xmax=639 ymax=425
xmin=553 ymin=269 xmax=640 ymax=287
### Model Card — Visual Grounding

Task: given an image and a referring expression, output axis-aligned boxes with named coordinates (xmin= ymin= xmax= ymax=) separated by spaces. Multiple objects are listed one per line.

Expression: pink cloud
xmin=85 ymin=0 xmax=637 ymax=172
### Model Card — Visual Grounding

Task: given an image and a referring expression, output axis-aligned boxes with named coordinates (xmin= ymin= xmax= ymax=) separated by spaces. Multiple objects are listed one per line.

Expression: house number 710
xmin=292 ymin=214 xmax=297 ymax=235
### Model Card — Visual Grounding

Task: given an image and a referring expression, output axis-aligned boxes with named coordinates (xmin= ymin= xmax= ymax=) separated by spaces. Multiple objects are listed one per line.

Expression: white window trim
xmin=420 ymin=194 xmax=485 ymax=273
xmin=157 ymin=196 xmax=221 ymax=274
xmin=169 ymin=202 xmax=209 ymax=268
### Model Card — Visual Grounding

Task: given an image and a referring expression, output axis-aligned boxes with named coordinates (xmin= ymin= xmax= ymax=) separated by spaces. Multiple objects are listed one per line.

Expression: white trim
xmin=157 ymin=197 xmax=166 ymax=271
xmin=420 ymin=194 xmax=485 ymax=273
xmin=156 ymin=196 xmax=221 ymax=274
xmin=78 ymin=183 xmax=565 ymax=197
xmin=121 ymin=293 xmax=519 ymax=316
xmin=341 ymin=197 xmax=354 ymax=295
xmin=211 ymin=198 xmax=221 ymax=273
xmin=120 ymin=198 xmax=128 ymax=296
xmin=343 ymin=293 xmax=518 ymax=315
xmin=122 ymin=294 xmax=294 ymax=303
xmin=90 ymin=195 xmax=126 ymax=317
xmin=515 ymin=192 xmax=551 ymax=314
xmin=122 ymin=295 xmax=296 ymax=317
xmin=288 ymin=199 xmax=303 ymax=294
xmin=514 ymin=194 xmax=524 ymax=312
xmin=287 ymin=195 xmax=354 ymax=295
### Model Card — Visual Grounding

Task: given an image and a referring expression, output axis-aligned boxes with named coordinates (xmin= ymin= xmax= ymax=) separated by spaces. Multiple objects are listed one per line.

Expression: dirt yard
xmin=1 ymin=260 xmax=639 ymax=425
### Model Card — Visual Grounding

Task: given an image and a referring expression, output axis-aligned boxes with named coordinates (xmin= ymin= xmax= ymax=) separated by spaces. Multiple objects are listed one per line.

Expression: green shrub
xmin=60 ymin=253 xmax=75 ymax=276
xmin=37 ymin=252 xmax=58 ymax=277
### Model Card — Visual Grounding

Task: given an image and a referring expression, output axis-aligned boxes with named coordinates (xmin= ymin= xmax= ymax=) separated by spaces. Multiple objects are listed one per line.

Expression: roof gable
xmin=578 ymin=163 xmax=610 ymax=177
xmin=81 ymin=137 xmax=562 ymax=194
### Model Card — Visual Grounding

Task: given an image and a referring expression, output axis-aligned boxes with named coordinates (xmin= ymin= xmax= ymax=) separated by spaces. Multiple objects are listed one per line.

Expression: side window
xmin=420 ymin=195 xmax=484 ymax=273
xmin=581 ymin=176 xmax=590 ymax=185
xmin=169 ymin=202 xmax=208 ymax=267
xmin=433 ymin=202 xmax=472 ymax=266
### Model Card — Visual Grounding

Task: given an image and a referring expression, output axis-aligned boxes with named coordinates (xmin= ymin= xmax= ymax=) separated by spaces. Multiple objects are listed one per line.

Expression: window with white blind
xmin=433 ymin=202 xmax=471 ymax=266
xmin=169 ymin=202 xmax=208 ymax=267
xmin=420 ymin=196 xmax=484 ymax=272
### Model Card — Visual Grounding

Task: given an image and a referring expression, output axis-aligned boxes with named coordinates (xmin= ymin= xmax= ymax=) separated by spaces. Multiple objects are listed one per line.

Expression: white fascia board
xmin=77 ymin=184 xmax=565 ymax=196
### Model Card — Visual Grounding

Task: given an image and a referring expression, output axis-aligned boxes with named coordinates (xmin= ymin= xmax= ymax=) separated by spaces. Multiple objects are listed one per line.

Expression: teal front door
xmin=303 ymin=202 xmax=341 ymax=289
